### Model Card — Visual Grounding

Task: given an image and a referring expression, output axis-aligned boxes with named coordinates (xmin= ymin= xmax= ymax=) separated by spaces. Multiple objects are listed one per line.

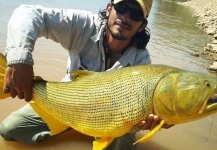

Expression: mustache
xmin=114 ymin=20 xmax=131 ymax=29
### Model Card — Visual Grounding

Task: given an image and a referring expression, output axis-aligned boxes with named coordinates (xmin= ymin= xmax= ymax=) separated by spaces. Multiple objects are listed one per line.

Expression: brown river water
xmin=0 ymin=0 xmax=216 ymax=150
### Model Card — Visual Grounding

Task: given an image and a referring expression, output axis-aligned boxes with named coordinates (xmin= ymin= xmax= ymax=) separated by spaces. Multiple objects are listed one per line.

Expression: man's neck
xmin=105 ymin=29 xmax=131 ymax=53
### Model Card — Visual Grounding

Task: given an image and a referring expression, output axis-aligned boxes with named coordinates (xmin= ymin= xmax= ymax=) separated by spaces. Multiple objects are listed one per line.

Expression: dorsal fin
xmin=33 ymin=76 xmax=44 ymax=80
xmin=70 ymin=70 xmax=96 ymax=81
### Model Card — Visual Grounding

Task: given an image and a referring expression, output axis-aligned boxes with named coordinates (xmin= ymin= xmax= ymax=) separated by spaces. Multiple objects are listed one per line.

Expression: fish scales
xmin=0 ymin=53 xmax=217 ymax=150
xmin=2 ymin=50 xmax=217 ymax=150
xmin=31 ymin=65 xmax=180 ymax=137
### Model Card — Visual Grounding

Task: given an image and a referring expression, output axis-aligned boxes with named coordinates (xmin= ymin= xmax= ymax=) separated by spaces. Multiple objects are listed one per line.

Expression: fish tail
xmin=0 ymin=52 xmax=10 ymax=99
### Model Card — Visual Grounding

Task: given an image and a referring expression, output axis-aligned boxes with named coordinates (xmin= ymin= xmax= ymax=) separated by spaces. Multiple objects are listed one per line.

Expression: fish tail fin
xmin=0 ymin=52 xmax=10 ymax=99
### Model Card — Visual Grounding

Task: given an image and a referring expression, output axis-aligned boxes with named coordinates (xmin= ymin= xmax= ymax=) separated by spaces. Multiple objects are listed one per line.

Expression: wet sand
xmin=0 ymin=38 xmax=217 ymax=150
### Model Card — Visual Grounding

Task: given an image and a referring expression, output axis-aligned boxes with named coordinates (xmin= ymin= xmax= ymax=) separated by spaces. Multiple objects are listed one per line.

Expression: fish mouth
xmin=204 ymin=94 xmax=217 ymax=113
xmin=207 ymin=94 xmax=217 ymax=105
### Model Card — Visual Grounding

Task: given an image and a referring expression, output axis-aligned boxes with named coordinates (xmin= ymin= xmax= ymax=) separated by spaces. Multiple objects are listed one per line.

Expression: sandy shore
xmin=179 ymin=0 xmax=217 ymax=71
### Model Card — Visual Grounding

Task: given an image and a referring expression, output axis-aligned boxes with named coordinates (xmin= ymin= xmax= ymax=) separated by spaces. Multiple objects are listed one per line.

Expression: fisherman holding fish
xmin=0 ymin=0 xmax=172 ymax=149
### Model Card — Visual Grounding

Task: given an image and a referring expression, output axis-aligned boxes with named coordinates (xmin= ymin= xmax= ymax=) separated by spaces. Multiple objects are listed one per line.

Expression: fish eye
xmin=204 ymin=80 xmax=211 ymax=87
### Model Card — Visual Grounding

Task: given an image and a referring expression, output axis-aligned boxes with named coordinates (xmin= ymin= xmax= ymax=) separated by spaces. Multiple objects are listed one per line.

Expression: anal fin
xmin=93 ymin=137 xmax=114 ymax=150
xmin=29 ymin=102 xmax=69 ymax=135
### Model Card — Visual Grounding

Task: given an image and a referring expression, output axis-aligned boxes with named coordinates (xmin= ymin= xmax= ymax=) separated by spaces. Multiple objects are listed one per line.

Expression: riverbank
xmin=177 ymin=0 xmax=217 ymax=72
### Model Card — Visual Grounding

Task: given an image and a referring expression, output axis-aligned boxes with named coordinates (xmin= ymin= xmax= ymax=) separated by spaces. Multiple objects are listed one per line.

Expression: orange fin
xmin=29 ymin=102 xmax=69 ymax=135
xmin=70 ymin=70 xmax=95 ymax=81
xmin=134 ymin=120 xmax=165 ymax=144
xmin=93 ymin=137 xmax=114 ymax=150
xmin=33 ymin=76 xmax=44 ymax=80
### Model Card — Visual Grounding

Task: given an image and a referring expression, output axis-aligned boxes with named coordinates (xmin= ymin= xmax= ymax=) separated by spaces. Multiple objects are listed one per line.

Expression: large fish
xmin=1 ymin=52 xmax=217 ymax=150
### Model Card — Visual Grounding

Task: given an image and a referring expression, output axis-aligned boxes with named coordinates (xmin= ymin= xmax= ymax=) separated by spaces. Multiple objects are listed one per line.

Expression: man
xmin=0 ymin=0 xmax=171 ymax=149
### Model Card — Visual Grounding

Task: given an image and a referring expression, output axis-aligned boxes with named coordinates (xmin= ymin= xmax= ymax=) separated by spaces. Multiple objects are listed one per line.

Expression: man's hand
xmin=138 ymin=114 xmax=174 ymax=130
xmin=130 ymin=114 xmax=174 ymax=133
xmin=3 ymin=64 xmax=34 ymax=102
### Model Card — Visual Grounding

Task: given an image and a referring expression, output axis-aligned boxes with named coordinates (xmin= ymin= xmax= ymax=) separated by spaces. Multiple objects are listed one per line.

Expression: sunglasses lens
xmin=131 ymin=10 xmax=143 ymax=21
xmin=112 ymin=3 xmax=144 ymax=22
xmin=113 ymin=3 xmax=127 ymax=14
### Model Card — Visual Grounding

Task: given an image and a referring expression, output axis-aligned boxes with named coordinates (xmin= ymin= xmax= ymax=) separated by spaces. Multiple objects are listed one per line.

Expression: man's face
xmin=106 ymin=1 xmax=145 ymax=40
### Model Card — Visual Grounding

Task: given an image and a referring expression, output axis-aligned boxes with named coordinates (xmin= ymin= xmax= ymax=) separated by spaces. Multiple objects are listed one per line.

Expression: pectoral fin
xmin=93 ymin=138 xmax=114 ymax=150
xmin=29 ymin=102 xmax=69 ymax=135
xmin=134 ymin=120 xmax=165 ymax=144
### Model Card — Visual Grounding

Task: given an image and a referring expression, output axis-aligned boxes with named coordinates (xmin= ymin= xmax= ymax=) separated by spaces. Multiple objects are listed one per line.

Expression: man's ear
xmin=106 ymin=3 xmax=112 ymax=17
xmin=138 ymin=20 xmax=148 ymax=32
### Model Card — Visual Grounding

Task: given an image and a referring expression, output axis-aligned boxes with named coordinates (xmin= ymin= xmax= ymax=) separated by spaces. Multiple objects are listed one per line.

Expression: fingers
xmin=23 ymin=88 xmax=32 ymax=102
xmin=3 ymin=73 xmax=10 ymax=94
xmin=3 ymin=64 xmax=33 ymax=102
xmin=3 ymin=86 xmax=10 ymax=93
xmin=150 ymin=115 xmax=160 ymax=130
xmin=9 ymin=88 xmax=31 ymax=101
xmin=3 ymin=84 xmax=18 ymax=99
xmin=9 ymin=87 xmax=17 ymax=98
xmin=139 ymin=114 xmax=160 ymax=130
xmin=3 ymin=81 xmax=31 ymax=100
xmin=162 ymin=124 xmax=174 ymax=129
xmin=17 ymin=91 xmax=24 ymax=99
xmin=138 ymin=114 xmax=174 ymax=131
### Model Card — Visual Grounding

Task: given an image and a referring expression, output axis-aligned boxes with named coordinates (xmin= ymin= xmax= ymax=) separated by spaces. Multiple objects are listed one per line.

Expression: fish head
xmin=153 ymin=71 xmax=217 ymax=124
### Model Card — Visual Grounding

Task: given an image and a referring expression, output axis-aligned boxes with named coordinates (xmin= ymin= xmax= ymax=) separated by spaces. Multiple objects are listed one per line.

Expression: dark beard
xmin=106 ymin=12 xmax=133 ymax=40
xmin=107 ymin=25 xmax=127 ymax=40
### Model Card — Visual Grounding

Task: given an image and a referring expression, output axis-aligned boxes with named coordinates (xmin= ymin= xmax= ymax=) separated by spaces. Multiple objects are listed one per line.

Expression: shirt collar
xmin=90 ymin=20 xmax=106 ymax=42
xmin=106 ymin=47 xmax=137 ymax=71
xmin=91 ymin=19 xmax=137 ymax=68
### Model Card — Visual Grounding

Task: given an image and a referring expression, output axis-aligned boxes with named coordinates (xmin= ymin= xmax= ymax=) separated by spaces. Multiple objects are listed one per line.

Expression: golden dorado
xmin=1 ymin=52 xmax=217 ymax=150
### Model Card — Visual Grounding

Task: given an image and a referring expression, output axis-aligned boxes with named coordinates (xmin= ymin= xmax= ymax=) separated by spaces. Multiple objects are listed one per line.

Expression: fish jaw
xmin=153 ymin=71 xmax=217 ymax=125
xmin=203 ymin=94 xmax=217 ymax=115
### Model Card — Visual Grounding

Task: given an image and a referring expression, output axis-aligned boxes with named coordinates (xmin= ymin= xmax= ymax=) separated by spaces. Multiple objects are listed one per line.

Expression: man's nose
xmin=120 ymin=11 xmax=131 ymax=22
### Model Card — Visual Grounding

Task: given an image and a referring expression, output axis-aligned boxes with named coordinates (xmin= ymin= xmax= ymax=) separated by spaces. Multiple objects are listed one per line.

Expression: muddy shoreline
xmin=171 ymin=0 xmax=217 ymax=72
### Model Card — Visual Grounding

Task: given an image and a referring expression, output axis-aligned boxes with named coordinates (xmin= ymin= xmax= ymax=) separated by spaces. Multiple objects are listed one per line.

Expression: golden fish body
xmin=1 ymin=52 xmax=217 ymax=150
xmin=31 ymin=65 xmax=179 ymax=138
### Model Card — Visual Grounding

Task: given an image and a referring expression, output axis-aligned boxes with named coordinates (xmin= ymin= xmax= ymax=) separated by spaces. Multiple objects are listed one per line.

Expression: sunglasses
xmin=112 ymin=2 xmax=144 ymax=22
